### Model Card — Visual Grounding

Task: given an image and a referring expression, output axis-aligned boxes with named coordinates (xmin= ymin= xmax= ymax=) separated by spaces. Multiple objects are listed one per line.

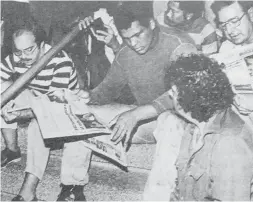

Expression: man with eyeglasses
xmin=211 ymin=1 xmax=253 ymax=52
xmin=1 ymin=16 xmax=80 ymax=201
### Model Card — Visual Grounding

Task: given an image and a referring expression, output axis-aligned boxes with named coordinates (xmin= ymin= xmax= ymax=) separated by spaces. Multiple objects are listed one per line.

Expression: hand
xmin=110 ymin=109 xmax=139 ymax=147
xmin=1 ymin=101 xmax=20 ymax=122
xmin=94 ymin=25 xmax=120 ymax=50
xmin=78 ymin=16 xmax=94 ymax=30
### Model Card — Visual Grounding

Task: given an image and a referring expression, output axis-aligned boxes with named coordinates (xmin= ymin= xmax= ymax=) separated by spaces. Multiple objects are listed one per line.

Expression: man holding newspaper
xmin=0 ymin=16 xmax=84 ymax=201
xmin=2 ymin=1 xmax=253 ymax=201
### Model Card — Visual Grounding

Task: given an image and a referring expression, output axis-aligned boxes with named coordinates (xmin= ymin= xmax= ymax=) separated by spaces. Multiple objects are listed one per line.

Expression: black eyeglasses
xmin=13 ymin=45 xmax=38 ymax=56
xmin=219 ymin=13 xmax=246 ymax=31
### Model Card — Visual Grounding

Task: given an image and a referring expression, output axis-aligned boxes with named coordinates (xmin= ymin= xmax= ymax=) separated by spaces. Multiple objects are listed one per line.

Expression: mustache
xmin=19 ymin=58 xmax=32 ymax=63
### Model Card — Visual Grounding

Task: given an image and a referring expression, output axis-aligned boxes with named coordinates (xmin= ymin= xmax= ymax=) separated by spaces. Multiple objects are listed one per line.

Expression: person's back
xmin=175 ymin=107 xmax=253 ymax=200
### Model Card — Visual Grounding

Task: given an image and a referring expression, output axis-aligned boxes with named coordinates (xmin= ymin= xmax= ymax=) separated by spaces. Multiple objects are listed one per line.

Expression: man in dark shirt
xmin=53 ymin=2 xmax=197 ymax=201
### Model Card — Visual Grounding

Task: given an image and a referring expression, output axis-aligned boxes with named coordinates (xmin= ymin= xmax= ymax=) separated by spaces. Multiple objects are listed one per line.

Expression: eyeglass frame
xmin=13 ymin=44 xmax=38 ymax=57
xmin=219 ymin=13 xmax=246 ymax=31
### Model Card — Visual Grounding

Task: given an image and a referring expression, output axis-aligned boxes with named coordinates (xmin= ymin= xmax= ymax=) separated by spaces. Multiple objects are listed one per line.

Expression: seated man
xmin=1 ymin=16 xmax=80 ymax=201
xmin=114 ymin=54 xmax=253 ymax=200
xmin=160 ymin=54 xmax=253 ymax=200
xmin=161 ymin=1 xmax=218 ymax=55
xmin=25 ymin=2 xmax=196 ymax=201
xmin=211 ymin=1 xmax=253 ymax=121
xmin=211 ymin=1 xmax=253 ymax=52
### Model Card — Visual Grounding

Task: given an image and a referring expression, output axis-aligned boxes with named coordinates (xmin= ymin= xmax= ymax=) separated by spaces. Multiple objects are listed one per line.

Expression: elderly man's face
xmin=13 ymin=31 xmax=42 ymax=66
xmin=120 ymin=20 xmax=155 ymax=55
xmin=218 ymin=2 xmax=253 ymax=45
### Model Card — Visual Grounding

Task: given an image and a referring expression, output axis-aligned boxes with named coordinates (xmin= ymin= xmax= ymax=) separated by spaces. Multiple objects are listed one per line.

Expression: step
xmin=2 ymin=127 xmax=156 ymax=170
xmin=1 ymin=153 xmax=148 ymax=201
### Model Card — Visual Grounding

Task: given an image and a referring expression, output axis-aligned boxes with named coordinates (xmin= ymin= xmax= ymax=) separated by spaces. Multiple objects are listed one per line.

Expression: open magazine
xmin=30 ymin=95 xmax=127 ymax=167
xmin=211 ymin=44 xmax=253 ymax=114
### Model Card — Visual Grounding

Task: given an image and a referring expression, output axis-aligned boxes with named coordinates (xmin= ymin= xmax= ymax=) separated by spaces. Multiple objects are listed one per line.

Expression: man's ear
xmin=248 ymin=7 xmax=253 ymax=22
xmin=40 ymin=41 xmax=45 ymax=49
xmin=186 ymin=13 xmax=193 ymax=21
xmin=149 ymin=19 xmax=156 ymax=30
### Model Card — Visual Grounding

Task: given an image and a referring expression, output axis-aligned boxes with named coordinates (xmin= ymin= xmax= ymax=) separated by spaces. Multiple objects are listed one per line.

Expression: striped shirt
xmin=157 ymin=14 xmax=218 ymax=55
xmin=187 ymin=17 xmax=218 ymax=55
xmin=1 ymin=44 xmax=79 ymax=93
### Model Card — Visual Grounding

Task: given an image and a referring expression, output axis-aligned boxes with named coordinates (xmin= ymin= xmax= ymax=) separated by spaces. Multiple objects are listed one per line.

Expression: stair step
xmin=1 ymin=154 xmax=148 ymax=201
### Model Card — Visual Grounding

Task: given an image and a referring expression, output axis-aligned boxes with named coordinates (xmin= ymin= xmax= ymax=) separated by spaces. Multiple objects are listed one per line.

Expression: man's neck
xmin=147 ymin=26 xmax=160 ymax=51
xmin=244 ymin=24 xmax=253 ymax=45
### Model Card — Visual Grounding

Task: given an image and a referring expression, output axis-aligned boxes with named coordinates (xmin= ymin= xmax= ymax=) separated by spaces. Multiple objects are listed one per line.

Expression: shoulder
xmin=114 ymin=44 xmax=135 ymax=65
xmin=219 ymin=40 xmax=239 ymax=52
xmin=44 ymin=44 xmax=73 ymax=65
xmin=212 ymin=134 xmax=253 ymax=165
xmin=160 ymin=25 xmax=195 ymax=45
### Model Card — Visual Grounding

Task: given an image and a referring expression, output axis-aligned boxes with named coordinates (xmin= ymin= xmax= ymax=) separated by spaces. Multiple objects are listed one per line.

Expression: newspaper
xmin=30 ymin=95 xmax=127 ymax=166
xmin=211 ymin=44 xmax=253 ymax=114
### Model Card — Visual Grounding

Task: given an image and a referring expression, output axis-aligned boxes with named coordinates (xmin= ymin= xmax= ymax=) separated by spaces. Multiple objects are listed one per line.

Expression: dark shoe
xmin=57 ymin=184 xmax=86 ymax=201
xmin=12 ymin=195 xmax=37 ymax=201
xmin=1 ymin=148 xmax=21 ymax=167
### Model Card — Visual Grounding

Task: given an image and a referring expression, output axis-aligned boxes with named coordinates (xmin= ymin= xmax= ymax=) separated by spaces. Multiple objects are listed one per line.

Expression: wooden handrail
xmin=1 ymin=25 xmax=80 ymax=108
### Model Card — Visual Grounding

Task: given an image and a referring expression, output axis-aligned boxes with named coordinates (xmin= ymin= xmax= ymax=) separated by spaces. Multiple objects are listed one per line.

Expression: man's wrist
xmin=17 ymin=109 xmax=34 ymax=120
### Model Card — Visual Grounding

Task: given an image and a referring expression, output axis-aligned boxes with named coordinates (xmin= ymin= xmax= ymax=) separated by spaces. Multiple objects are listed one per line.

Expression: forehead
xmin=13 ymin=31 xmax=36 ymax=50
xmin=218 ymin=2 xmax=244 ymax=22
xmin=120 ymin=21 xmax=146 ymax=38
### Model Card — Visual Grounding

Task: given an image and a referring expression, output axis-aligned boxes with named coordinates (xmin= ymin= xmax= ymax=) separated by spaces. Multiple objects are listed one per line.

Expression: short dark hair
xmin=114 ymin=1 xmax=154 ymax=31
xmin=211 ymin=1 xmax=253 ymax=24
xmin=12 ymin=16 xmax=47 ymax=46
xmin=178 ymin=1 xmax=205 ymax=19
xmin=165 ymin=54 xmax=234 ymax=122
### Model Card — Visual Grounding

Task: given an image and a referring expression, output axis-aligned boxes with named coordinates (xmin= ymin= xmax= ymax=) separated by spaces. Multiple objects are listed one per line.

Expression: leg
xmin=57 ymin=141 xmax=91 ymax=201
xmin=1 ymin=81 xmax=34 ymax=167
xmin=16 ymin=119 xmax=50 ymax=200
xmin=143 ymin=112 xmax=185 ymax=201
xmin=1 ymin=118 xmax=21 ymax=167
xmin=2 ymin=128 xmax=19 ymax=151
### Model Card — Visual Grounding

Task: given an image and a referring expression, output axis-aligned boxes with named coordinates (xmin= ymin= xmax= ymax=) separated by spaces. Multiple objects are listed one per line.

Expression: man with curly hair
xmin=112 ymin=54 xmax=253 ymax=200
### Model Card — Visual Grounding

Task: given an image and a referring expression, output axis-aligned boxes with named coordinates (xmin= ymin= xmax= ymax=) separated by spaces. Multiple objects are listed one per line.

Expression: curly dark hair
xmin=165 ymin=54 xmax=234 ymax=122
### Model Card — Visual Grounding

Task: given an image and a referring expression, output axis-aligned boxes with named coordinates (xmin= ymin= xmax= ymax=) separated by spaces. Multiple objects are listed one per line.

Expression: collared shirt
xmin=174 ymin=107 xmax=253 ymax=201
xmin=1 ymin=44 xmax=79 ymax=93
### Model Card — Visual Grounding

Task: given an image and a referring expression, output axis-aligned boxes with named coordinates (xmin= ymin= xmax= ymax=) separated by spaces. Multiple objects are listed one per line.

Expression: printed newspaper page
xmin=211 ymin=44 xmax=253 ymax=114
xmin=30 ymin=95 xmax=127 ymax=166
xmin=211 ymin=44 xmax=253 ymax=94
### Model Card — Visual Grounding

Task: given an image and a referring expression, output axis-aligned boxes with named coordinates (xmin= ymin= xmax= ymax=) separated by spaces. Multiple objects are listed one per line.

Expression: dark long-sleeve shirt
xmin=90 ymin=26 xmax=197 ymax=106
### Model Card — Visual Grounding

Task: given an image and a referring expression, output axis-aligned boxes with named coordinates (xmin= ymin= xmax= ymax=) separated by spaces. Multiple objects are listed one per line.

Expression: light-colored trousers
xmin=26 ymin=104 xmax=186 ymax=201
